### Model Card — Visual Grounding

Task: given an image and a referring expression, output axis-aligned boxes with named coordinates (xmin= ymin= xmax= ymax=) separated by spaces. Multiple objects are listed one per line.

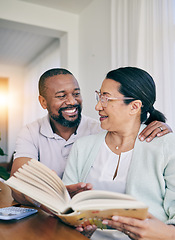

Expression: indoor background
xmin=0 ymin=0 xmax=175 ymax=163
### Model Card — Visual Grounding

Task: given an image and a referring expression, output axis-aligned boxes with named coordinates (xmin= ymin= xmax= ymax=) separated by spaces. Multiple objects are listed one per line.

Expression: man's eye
xmin=73 ymin=92 xmax=80 ymax=97
xmin=56 ymin=95 xmax=66 ymax=100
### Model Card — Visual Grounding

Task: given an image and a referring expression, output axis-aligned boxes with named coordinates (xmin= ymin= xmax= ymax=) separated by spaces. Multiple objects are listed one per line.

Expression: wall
xmin=23 ymin=40 xmax=61 ymax=126
xmin=0 ymin=0 xmax=113 ymax=161
xmin=0 ymin=0 xmax=80 ymax=162
xmin=0 ymin=40 xmax=61 ymax=162
xmin=0 ymin=0 xmax=79 ymax=76
xmin=79 ymin=0 xmax=112 ymax=119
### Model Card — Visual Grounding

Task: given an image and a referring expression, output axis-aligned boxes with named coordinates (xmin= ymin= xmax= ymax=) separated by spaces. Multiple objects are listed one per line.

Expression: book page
xmin=21 ymin=164 xmax=62 ymax=196
xmin=28 ymin=159 xmax=70 ymax=202
xmin=6 ymin=176 xmax=67 ymax=213
xmin=14 ymin=170 xmax=64 ymax=200
xmin=72 ymin=198 xmax=147 ymax=211
xmin=71 ymin=189 xmax=136 ymax=206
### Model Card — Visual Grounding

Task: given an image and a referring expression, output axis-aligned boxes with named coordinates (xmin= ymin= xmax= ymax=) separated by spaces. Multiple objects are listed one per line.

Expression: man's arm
xmin=139 ymin=121 xmax=172 ymax=142
xmin=10 ymin=157 xmax=34 ymax=205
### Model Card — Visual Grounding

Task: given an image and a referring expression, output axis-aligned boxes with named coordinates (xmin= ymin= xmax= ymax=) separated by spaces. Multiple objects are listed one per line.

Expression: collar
xmin=40 ymin=114 xmax=55 ymax=138
xmin=40 ymin=114 xmax=84 ymax=140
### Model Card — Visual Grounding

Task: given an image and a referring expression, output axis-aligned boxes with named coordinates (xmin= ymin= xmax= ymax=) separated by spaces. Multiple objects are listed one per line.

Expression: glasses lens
xmin=101 ymin=95 xmax=107 ymax=107
xmin=95 ymin=91 xmax=107 ymax=107
xmin=95 ymin=91 xmax=99 ymax=102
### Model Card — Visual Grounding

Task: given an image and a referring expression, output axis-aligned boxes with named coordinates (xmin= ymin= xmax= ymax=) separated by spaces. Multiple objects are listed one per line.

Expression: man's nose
xmin=65 ymin=94 xmax=77 ymax=105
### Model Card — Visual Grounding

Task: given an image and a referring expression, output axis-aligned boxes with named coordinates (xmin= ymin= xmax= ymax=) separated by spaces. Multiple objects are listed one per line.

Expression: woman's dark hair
xmin=39 ymin=68 xmax=73 ymax=97
xmin=106 ymin=67 xmax=166 ymax=124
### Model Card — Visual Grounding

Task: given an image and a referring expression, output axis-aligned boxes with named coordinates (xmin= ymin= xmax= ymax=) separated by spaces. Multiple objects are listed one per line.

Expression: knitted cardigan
xmin=63 ymin=124 xmax=175 ymax=225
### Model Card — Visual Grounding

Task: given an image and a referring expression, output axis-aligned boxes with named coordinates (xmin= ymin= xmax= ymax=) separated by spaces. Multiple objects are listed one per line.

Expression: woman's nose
xmin=95 ymin=100 xmax=103 ymax=111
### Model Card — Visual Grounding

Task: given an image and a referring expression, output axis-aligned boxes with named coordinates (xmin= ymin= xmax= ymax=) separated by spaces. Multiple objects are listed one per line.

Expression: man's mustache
xmin=59 ymin=104 xmax=81 ymax=112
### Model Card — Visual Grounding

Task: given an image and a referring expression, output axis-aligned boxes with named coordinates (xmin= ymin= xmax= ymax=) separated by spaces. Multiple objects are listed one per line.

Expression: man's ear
xmin=130 ymin=100 xmax=142 ymax=115
xmin=39 ymin=95 xmax=47 ymax=109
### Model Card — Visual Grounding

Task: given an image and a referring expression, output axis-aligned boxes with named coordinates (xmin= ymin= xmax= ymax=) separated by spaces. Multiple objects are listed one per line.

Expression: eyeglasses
xmin=95 ymin=90 xmax=134 ymax=107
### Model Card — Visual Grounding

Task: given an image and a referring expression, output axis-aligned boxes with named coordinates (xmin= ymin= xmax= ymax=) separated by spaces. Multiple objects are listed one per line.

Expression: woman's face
xmin=95 ymin=78 xmax=133 ymax=132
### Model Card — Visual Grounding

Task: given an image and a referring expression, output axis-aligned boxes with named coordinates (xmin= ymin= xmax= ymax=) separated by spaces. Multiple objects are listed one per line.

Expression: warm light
xmin=0 ymin=92 xmax=9 ymax=108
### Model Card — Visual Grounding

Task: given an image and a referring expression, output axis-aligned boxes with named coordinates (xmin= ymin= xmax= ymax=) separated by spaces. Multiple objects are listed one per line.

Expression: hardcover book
xmin=5 ymin=159 xmax=148 ymax=228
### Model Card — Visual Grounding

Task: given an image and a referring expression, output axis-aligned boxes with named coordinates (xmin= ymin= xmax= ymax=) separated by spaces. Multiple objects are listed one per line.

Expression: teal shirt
xmin=63 ymin=124 xmax=175 ymax=225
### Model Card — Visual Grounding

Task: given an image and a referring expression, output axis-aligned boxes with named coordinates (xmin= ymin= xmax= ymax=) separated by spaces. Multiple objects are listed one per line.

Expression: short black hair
xmin=39 ymin=68 xmax=73 ymax=97
xmin=106 ymin=67 xmax=166 ymax=124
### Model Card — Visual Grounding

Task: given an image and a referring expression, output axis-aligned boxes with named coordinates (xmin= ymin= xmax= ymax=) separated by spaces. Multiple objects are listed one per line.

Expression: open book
xmin=5 ymin=159 xmax=148 ymax=228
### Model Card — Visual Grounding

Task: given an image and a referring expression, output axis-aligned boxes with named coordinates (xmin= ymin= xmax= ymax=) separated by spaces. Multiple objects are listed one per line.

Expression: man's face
xmin=42 ymin=74 xmax=82 ymax=128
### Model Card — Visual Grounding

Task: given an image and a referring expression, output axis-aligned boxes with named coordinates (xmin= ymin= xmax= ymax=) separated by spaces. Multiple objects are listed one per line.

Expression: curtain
xmin=111 ymin=0 xmax=175 ymax=130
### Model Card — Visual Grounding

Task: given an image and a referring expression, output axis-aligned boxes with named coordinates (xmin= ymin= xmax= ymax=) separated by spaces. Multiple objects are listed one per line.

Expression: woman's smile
xmin=99 ymin=114 xmax=108 ymax=121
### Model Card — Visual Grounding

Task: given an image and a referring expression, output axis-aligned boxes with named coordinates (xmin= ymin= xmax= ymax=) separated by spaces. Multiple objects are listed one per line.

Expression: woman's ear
xmin=130 ymin=100 xmax=142 ymax=115
xmin=39 ymin=95 xmax=47 ymax=109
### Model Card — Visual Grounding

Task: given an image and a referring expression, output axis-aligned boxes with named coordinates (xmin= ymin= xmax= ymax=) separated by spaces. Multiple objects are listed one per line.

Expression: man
xmin=10 ymin=68 xmax=172 ymax=203
xmin=12 ymin=68 xmax=101 ymax=178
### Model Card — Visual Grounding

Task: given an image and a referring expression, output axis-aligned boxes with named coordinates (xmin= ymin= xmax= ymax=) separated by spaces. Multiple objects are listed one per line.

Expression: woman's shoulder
xmin=140 ymin=124 xmax=175 ymax=142
xmin=75 ymin=130 xmax=106 ymax=146
xmin=150 ymin=131 xmax=175 ymax=144
xmin=138 ymin=125 xmax=175 ymax=154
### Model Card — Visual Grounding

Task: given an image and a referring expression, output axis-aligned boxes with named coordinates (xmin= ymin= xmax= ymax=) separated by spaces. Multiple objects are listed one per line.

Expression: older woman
xmin=63 ymin=67 xmax=175 ymax=240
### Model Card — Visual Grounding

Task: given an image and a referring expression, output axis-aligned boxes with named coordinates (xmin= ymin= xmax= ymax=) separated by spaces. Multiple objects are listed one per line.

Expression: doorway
xmin=0 ymin=77 xmax=8 ymax=162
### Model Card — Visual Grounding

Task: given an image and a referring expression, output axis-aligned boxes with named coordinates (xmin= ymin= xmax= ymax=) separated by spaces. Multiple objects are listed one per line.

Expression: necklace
xmin=115 ymin=138 xmax=136 ymax=150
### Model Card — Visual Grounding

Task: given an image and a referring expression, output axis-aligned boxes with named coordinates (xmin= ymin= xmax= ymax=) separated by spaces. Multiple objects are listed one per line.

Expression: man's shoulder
xmin=25 ymin=115 xmax=48 ymax=129
xmin=19 ymin=116 xmax=49 ymax=136
xmin=79 ymin=115 xmax=101 ymax=135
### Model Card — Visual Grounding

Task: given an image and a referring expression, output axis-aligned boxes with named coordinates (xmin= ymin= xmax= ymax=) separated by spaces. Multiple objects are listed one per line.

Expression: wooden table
xmin=0 ymin=182 xmax=88 ymax=240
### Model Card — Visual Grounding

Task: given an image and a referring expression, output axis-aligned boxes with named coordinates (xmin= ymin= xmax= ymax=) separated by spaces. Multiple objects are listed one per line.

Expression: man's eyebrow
xmin=55 ymin=90 xmax=65 ymax=94
xmin=55 ymin=88 xmax=80 ymax=94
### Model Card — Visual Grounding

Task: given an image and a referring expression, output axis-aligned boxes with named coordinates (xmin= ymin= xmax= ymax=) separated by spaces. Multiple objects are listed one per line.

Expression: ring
xmin=123 ymin=230 xmax=130 ymax=235
xmin=158 ymin=126 xmax=163 ymax=131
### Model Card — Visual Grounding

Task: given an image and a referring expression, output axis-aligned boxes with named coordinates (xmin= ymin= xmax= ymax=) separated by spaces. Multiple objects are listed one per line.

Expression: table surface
xmin=0 ymin=182 xmax=88 ymax=240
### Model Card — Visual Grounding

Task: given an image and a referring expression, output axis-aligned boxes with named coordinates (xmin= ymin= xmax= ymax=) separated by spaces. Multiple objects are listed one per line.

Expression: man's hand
xmin=139 ymin=121 xmax=172 ymax=142
xmin=66 ymin=182 xmax=93 ymax=198
xmin=76 ymin=224 xmax=97 ymax=238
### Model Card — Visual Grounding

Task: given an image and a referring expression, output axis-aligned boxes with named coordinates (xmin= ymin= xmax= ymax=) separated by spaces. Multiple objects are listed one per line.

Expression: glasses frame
xmin=95 ymin=90 xmax=134 ymax=107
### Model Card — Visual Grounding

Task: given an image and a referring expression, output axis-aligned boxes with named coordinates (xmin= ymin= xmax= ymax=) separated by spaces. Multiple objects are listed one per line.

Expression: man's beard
xmin=50 ymin=105 xmax=82 ymax=128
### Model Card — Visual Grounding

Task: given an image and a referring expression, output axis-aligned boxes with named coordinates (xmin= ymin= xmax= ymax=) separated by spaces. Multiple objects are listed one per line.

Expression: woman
xmin=63 ymin=67 xmax=175 ymax=239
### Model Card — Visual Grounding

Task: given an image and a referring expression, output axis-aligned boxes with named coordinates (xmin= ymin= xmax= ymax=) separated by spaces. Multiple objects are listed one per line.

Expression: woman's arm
xmin=102 ymin=213 xmax=175 ymax=240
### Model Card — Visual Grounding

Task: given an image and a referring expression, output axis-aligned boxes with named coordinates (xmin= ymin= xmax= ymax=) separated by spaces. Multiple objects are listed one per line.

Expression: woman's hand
xmin=139 ymin=121 xmax=172 ymax=142
xmin=66 ymin=182 xmax=93 ymax=198
xmin=102 ymin=213 xmax=175 ymax=240
xmin=76 ymin=224 xmax=97 ymax=238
